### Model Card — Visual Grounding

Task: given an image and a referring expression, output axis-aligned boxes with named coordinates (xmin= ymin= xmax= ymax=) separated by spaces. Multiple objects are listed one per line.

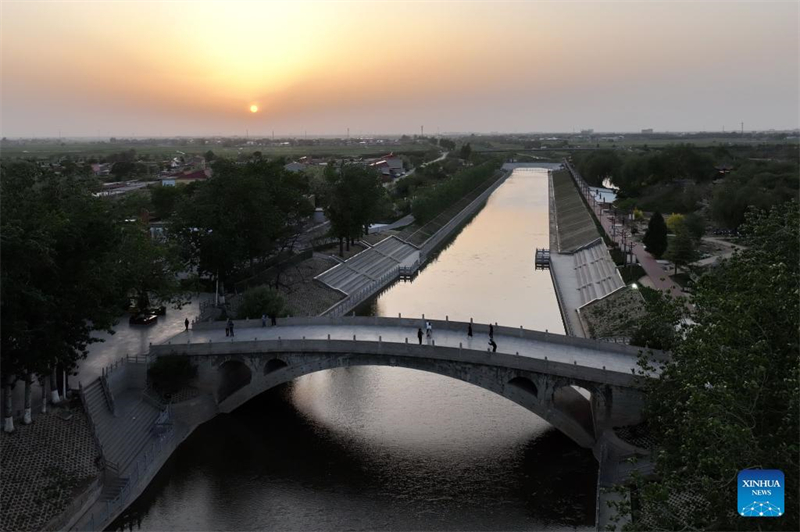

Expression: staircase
xmin=100 ymin=477 xmax=130 ymax=502
xmin=81 ymin=379 xmax=162 ymax=473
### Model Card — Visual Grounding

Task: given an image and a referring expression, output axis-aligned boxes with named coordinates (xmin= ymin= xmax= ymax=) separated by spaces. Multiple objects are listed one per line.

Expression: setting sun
xmin=250 ymin=104 xmax=258 ymax=113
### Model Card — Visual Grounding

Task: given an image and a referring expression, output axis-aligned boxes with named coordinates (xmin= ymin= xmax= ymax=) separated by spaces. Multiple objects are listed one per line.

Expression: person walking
xmin=184 ymin=318 xmax=189 ymax=331
xmin=417 ymin=328 xmax=423 ymax=345
xmin=228 ymin=318 xmax=235 ymax=337
xmin=225 ymin=322 xmax=230 ymax=337
xmin=271 ymin=314 xmax=277 ymax=326
xmin=467 ymin=323 xmax=473 ymax=338
xmin=489 ymin=323 xmax=494 ymax=339
xmin=488 ymin=339 xmax=497 ymax=353
xmin=426 ymin=321 xmax=432 ymax=339
xmin=262 ymin=314 xmax=267 ymax=327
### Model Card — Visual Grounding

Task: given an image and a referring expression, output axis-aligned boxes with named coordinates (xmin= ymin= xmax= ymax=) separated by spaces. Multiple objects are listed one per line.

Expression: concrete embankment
xmin=547 ymin=168 xmax=625 ymax=339
xmin=317 ymin=167 xmax=513 ymax=318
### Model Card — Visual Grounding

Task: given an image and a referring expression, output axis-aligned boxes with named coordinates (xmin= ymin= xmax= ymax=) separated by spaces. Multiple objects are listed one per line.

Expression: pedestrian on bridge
xmin=489 ymin=323 xmax=494 ymax=339
xmin=425 ymin=321 xmax=432 ymax=339
xmin=417 ymin=328 xmax=423 ymax=345
xmin=262 ymin=314 xmax=267 ymax=327
xmin=271 ymin=314 xmax=277 ymax=326
xmin=467 ymin=323 xmax=473 ymax=338
xmin=185 ymin=318 xmax=189 ymax=331
xmin=488 ymin=339 xmax=497 ymax=353
xmin=228 ymin=318 xmax=235 ymax=337
xmin=225 ymin=322 xmax=230 ymax=336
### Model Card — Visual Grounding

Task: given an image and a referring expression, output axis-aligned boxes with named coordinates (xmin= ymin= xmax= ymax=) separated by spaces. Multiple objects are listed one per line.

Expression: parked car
xmin=130 ymin=313 xmax=158 ymax=326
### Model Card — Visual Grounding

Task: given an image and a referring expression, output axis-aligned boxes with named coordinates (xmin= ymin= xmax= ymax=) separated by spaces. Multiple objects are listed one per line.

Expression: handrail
xmin=78 ymin=411 xmax=176 ymax=531
xmin=99 ymin=374 xmax=116 ymax=416
xmin=77 ymin=382 xmax=107 ymax=472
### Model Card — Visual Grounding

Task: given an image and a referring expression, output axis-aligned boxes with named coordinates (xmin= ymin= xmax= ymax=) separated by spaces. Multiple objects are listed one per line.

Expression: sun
xmin=250 ymin=104 xmax=258 ymax=113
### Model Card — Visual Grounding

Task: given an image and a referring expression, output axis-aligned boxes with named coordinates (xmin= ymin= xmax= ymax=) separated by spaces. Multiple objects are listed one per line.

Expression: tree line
xmin=623 ymin=201 xmax=799 ymax=531
xmin=572 ymin=144 xmax=798 ymax=229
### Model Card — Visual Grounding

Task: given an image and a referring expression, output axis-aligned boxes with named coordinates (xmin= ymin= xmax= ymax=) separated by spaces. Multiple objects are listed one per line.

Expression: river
xmin=109 ymin=165 xmax=597 ymax=531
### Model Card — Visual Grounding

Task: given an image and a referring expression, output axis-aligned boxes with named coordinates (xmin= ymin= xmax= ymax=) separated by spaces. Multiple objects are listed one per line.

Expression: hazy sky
xmin=2 ymin=0 xmax=798 ymax=137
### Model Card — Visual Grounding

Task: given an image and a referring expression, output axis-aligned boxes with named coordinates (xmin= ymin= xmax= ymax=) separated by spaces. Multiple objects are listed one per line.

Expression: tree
xmin=118 ymin=223 xmax=189 ymax=311
xmin=683 ymin=212 xmax=706 ymax=241
xmin=151 ymin=184 xmax=181 ymax=220
xmin=459 ymin=142 xmax=472 ymax=161
xmin=642 ymin=212 xmax=668 ymax=258
xmin=1 ymin=163 xmax=135 ymax=431
xmin=665 ymin=213 xmax=685 ymax=234
xmin=323 ymin=163 xmax=384 ymax=256
xmin=631 ymin=202 xmax=799 ymax=531
xmin=236 ymin=285 xmax=286 ymax=320
xmin=111 ymin=160 xmax=138 ymax=179
xmin=171 ymin=158 xmax=312 ymax=290
xmin=204 ymin=150 xmax=216 ymax=162
xmin=664 ymin=225 xmax=696 ymax=274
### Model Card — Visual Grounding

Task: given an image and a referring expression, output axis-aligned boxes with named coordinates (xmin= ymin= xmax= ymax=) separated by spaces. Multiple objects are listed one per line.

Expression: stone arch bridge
xmin=152 ymin=317 xmax=658 ymax=454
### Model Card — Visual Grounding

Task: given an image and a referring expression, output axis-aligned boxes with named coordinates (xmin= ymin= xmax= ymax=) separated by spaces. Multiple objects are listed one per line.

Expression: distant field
xmin=472 ymin=136 xmax=797 ymax=152
xmin=0 ymin=141 xmax=438 ymax=160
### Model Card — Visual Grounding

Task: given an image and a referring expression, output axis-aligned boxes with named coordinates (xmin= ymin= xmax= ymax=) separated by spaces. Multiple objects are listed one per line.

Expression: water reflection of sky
xmin=367 ymin=167 xmax=565 ymax=334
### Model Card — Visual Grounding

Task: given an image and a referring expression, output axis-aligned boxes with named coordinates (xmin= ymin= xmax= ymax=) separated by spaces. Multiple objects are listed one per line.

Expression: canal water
xmin=110 ymin=166 xmax=597 ymax=531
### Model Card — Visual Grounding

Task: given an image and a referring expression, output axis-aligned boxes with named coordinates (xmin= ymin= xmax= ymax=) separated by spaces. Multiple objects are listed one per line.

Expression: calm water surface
xmin=110 ymin=166 xmax=597 ymax=531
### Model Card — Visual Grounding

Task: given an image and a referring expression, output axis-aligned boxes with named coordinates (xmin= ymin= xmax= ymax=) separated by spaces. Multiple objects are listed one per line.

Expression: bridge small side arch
xmin=264 ymin=358 xmax=288 ymax=375
xmin=507 ymin=376 xmax=538 ymax=398
xmin=217 ymin=359 xmax=252 ymax=403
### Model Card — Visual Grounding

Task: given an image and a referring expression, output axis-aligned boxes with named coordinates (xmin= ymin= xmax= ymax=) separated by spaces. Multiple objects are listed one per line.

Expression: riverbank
xmin=315 ymin=166 xmax=513 ymax=318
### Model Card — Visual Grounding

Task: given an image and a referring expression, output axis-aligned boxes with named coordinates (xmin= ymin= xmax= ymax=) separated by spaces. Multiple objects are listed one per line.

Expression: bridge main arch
xmin=191 ymin=351 xmax=600 ymax=449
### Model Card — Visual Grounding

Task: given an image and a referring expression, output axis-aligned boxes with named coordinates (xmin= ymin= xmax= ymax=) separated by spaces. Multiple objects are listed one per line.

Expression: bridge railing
xmin=186 ymin=315 xmax=651 ymax=358
xmin=153 ymin=330 xmax=659 ymax=385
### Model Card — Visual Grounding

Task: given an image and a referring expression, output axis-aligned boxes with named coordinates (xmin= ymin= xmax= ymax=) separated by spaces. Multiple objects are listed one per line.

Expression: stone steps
xmin=83 ymin=381 xmax=162 ymax=473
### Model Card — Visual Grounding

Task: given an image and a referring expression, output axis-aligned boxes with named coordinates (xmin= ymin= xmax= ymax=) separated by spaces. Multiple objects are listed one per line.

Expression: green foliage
xmin=459 ymin=142 xmax=472 ymax=161
xmin=642 ymin=212 xmax=668 ymax=258
xmin=629 ymin=288 xmax=683 ymax=351
xmin=236 ymin=285 xmax=286 ymax=320
xmin=147 ymin=356 xmax=197 ymax=395
xmin=619 ymin=264 xmax=646 ymax=285
xmin=664 ymin=226 xmax=697 ymax=274
xmin=609 ymin=248 xmax=626 ymax=266
xmin=683 ymin=212 xmax=706 ymax=241
xmin=665 ymin=213 xmax=685 ymax=234
xmin=0 ymin=162 xmax=136 ymax=382
xmin=411 ymin=160 xmax=500 ymax=224
xmin=633 ymin=201 xmax=799 ymax=531
xmin=170 ymin=158 xmax=313 ymax=285
xmin=573 ymin=150 xmax=623 ymax=186
xmin=118 ymin=223 xmax=189 ymax=311
xmin=323 ymin=163 xmax=387 ymax=254
xmin=710 ymin=160 xmax=799 ymax=229
xmin=438 ymin=138 xmax=456 ymax=151
xmin=113 ymin=189 xmax=153 ymax=219
xmin=151 ymin=184 xmax=181 ymax=219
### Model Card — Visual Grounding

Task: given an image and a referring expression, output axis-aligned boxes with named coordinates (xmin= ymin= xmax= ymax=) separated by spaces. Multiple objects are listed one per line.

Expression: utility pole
xmin=347 ymin=127 xmax=350 ymax=140
xmin=420 ymin=125 xmax=424 ymax=137
xmin=741 ymin=122 xmax=744 ymax=135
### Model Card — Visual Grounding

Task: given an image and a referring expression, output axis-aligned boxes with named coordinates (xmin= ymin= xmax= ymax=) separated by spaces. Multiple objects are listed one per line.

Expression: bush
xmin=237 ymin=285 xmax=286 ymax=320
xmin=148 ymin=356 xmax=197 ymax=394
xmin=620 ymin=264 xmax=646 ymax=284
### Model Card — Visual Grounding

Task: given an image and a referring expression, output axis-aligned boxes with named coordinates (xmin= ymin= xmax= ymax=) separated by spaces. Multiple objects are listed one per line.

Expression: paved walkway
xmin=564 ymin=162 xmax=685 ymax=297
xmin=172 ymin=319 xmax=645 ymax=378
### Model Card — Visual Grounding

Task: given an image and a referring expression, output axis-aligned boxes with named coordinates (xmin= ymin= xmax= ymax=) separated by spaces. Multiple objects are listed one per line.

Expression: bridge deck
xmin=164 ymin=318 xmax=650 ymax=379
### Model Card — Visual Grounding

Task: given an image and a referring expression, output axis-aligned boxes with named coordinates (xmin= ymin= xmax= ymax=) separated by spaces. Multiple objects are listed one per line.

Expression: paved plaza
xmin=0 ymin=405 xmax=100 ymax=532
